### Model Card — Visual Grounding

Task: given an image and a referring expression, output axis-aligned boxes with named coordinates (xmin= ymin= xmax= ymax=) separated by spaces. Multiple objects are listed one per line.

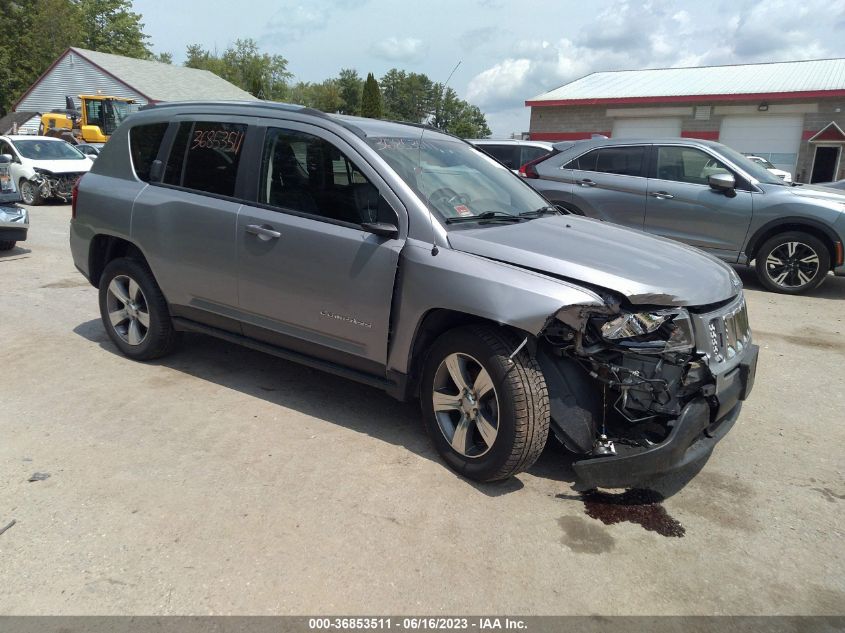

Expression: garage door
xmin=612 ymin=117 xmax=682 ymax=138
xmin=719 ymin=115 xmax=803 ymax=173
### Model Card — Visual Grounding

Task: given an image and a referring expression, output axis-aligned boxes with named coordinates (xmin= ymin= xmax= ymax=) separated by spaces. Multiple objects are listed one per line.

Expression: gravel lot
xmin=1 ymin=203 xmax=843 ymax=615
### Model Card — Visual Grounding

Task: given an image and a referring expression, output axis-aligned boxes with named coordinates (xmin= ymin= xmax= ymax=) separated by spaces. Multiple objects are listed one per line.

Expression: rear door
xmin=560 ymin=145 xmax=649 ymax=228
xmin=235 ymin=120 xmax=406 ymax=374
xmin=131 ymin=117 xmax=252 ymax=329
xmin=644 ymin=144 xmax=753 ymax=260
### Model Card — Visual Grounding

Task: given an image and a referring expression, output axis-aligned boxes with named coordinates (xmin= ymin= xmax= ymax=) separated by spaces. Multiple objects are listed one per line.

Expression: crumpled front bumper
xmin=573 ymin=343 xmax=759 ymax=489
xmin=0 ymin=204 xmax=29 ymax=242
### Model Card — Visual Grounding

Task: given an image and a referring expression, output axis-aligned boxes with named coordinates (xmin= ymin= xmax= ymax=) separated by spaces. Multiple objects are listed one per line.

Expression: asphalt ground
xmin=1 ymin=203 xmax=843 ymax=615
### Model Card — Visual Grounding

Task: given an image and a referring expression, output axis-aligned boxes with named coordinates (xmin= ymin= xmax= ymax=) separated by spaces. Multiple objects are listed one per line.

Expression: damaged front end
xmin=28 ymin=169 xmax=83 ymax=202
xmin=537 ymin=293 xmax=759 ymax=489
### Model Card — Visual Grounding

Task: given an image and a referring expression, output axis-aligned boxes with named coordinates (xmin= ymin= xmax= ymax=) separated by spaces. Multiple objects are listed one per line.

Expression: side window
xmin=129 ymin=123 xmax=168 ymax=182
xmin=480 ymin=145 xmax=519 ymax=169
xmin=259 ymin=127 xmax=391 ymax=226
xmin=656 ymin=146 xmax=730 ymax=185
xmin=520 ymin=145 xmax=550 ymax=166
xmin=594 ymin=146 xmax=645 ymax=177
xmin=564 ymin=149 xmax=599 ymax=171
xmin=163 ymin=121 xmax=247 ymax=197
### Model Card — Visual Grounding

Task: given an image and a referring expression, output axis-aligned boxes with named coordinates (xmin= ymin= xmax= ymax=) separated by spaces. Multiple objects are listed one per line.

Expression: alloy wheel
xmin=19 ymin=181 xmax=35 ymax=205
xmin=105 ymin=274 xmax=150 ymax=346
xmin=765 ymin=241 xmax=820 ymax=289
xmin=432 ymin=352 xmax=500 ymax=458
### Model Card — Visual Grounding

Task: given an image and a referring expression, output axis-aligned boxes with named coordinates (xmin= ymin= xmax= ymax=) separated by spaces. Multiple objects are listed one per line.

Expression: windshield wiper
xmin=445 ymin=211 xmax=524 ymax=224
xmin=519 ymin=205 xmax=563 ymax=218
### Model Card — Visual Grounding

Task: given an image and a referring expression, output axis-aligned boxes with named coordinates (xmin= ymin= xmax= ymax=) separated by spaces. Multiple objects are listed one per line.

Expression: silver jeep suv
xmin=523 ymin=138 xmax=845 ymax=294
xmin=69 ymin=102 xmax=758 ymax=487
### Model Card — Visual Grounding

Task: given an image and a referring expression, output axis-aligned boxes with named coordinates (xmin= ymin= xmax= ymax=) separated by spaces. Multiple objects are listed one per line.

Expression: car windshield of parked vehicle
xmin=718 ymin=145 xmax=785 ymax=185
xmin=749 ymin=156 xmax=777 ymax=169
xmin=367 ymin=136 xmax=552 ymax=223
xmin=12 ymin=139 xmax=85 ymax=161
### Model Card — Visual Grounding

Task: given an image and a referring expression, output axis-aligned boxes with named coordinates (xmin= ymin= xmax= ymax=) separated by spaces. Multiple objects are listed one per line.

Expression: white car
xmin=744 ymin=154 xmax=792 ymax=183
xmin=466 ymin=139 xmax=554 ymax=175
xmin=0 ymin=135 xmax=93 ymax=205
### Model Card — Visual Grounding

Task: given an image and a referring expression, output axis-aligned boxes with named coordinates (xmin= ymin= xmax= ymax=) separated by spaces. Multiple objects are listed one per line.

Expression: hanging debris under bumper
xmin=573 ymin=343 xmax=758 ymax=489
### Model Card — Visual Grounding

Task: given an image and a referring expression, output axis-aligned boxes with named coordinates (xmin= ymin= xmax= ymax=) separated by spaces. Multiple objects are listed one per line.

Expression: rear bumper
xmin=573 ymin=344 xmax=758 ymax=489
xmin=0 ymin=205 xmax=28 ymax=242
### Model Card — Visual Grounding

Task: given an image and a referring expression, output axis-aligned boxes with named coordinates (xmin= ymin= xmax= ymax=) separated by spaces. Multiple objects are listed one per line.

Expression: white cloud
xmin=262 ymin=0 xmax=366 ymax=42
xmin=467 ymin=0 xmax=845 ymax=117
xmin=370 ymin=37 xmax=427 ymax=63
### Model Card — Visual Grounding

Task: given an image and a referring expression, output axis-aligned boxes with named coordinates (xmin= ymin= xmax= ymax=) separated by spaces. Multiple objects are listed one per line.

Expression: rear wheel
xmin=755 ymin=231 xmax=829 ymax=294
xmin=420 ymin=325 xmax=549 ymax=482
xmin=98 ymin=257 xmax=177 ymax=360
xmin=19 ymin=179 xmax=42 ymax=206
xmin=0 ymin=240 xmax=15 ymax=251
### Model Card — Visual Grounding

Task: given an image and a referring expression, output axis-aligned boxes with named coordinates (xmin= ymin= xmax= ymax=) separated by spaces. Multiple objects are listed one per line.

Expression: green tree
xmin=184 ymin=39 xmax=291 ymax=100
xmin=336 ymin=68 xmax=362 ymax=115
xmin=360 ymin=73 xmax=383 ymax=119
xmin=76 ymin=0 xmax=150 ymax=58
xmin=149 ymin=51 xmax=173 ymax=64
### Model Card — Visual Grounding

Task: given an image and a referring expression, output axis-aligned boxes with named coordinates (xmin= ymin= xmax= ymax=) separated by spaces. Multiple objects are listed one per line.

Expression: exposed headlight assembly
xmin=598 ymin=308 xmax=694 ymax=353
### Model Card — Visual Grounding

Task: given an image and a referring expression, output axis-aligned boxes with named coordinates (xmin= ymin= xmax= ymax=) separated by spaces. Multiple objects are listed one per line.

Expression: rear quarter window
xmin=129 ymin=123 xmax=168 ymax=182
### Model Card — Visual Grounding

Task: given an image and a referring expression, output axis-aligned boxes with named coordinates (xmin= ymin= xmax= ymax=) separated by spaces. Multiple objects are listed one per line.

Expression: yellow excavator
xmin=39 ymin=94 xmax=137 ymax=145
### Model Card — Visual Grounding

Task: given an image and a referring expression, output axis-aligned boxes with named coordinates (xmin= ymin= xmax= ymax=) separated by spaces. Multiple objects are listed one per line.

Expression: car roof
xmin=466 ymin=139 xmax=553 ymax=147
xmin=3 ymin=134 xmax=65 ymax=142
xmin=136 ymin=101 xmax=458 ymax=142
xmin=552 ymin=136 xmax=726 ymax=152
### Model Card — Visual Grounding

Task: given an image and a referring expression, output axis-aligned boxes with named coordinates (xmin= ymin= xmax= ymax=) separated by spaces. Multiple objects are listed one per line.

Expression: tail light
xmin=71 ymin=175 xmax=81 ymax=219
xmin=518 ymin=150 xmax=558 ymax=179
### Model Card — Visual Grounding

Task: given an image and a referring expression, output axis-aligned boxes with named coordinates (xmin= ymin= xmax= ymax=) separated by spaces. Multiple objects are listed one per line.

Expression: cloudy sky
xmin=132 ymin=0 xmax=845 ymax=136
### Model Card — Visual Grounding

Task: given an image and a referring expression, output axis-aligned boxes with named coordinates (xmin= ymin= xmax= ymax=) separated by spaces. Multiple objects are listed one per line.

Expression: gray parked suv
xmin=523 ymin=138 xmax=845 ymax=294
xmin=69 ymin=102 xmax=758 ymax=487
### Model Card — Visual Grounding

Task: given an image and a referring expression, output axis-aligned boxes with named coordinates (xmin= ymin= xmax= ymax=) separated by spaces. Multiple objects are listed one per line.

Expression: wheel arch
xmin=403 ymin=309 xmax=531 ymax=401
xmin=745 ymin=217 xmax=841 ymax=269
xmin=88 ymin=234 xmax=148 ymax=288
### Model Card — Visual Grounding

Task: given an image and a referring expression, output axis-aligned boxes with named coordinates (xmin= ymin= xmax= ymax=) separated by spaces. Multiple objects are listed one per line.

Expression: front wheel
xmin=0 ymin=240 xmax=16 ymax=251
xmin=19 ymin=179 xmax=42 ymax=206
xmin=755 ymin=231 xmax=829 ymax=294
xmin=98 ymin=257 xmax=177 ymax=360
xmin=420 ymin=325 xmax=550 ymax=482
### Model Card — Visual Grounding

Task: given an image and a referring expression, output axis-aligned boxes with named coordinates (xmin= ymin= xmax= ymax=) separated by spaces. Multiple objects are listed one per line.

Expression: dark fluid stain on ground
xmin=582 ymin=488 xmax=685 ymax=538
xmin=557 ymin=516 xmax=615 ymax=554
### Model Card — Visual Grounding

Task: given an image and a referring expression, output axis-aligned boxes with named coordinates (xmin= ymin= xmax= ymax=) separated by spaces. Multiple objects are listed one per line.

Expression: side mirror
xmin=708 ymin=172 xmax=736 ymax=193
xmin=0 ymin=154 xmax=11 ymax=164
xmin=361 ymin=221 xmax=399 ymax=239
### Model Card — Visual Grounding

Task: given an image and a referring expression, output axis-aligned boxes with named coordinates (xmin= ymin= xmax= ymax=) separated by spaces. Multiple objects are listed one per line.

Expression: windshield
xmin=366 ymin=136 xmax=551 ymax=223
xmin=12 ymin=139 xmax=85 ymax=161
xmin=751 ymin=157 xmax=776 ymax=169
xmin=719 ymin=145 xmax=785 ymax=185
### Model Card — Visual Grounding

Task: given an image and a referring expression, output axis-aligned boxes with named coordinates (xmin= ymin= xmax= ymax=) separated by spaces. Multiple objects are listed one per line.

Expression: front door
xmin=644 ymin=145 xmax=753 ymax=261
xmin=236 ymin=121 xmax=405 ymax=374
xmin=810 ymin=146 xmax=841 ymax=183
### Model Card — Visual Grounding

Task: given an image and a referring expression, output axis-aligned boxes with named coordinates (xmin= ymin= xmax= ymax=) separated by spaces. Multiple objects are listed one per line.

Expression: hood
xmin=784 ymin=183 xmax=845 ymax=207
xmin=447 ymin=216 xmax=740 ymax=307
xmin=27 ymin=158 xmax=92 ymax=174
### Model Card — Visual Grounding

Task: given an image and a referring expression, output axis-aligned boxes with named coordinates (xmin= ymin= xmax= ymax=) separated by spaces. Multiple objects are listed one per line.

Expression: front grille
xmin=707 ymin=299 xmax=750 ymax=363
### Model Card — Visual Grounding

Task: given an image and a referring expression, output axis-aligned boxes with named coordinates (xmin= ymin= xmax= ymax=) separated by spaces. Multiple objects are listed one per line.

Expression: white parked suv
xmin=467 ymin=139 xmax=554 ymax=175
xmin=0 ymin=135 xmax=93 ymax=205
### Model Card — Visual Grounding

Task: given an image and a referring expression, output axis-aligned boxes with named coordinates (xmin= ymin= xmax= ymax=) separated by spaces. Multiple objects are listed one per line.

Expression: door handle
xmin=650 ymin=191 xmax=674 ymax=199
xmin=579 ymin=179 xmax=597 ymax=187
xmin=245 ymin=224 xmax=281 ymax=240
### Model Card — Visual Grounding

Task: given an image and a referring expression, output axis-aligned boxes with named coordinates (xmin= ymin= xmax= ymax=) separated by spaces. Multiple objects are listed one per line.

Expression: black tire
xmin=98 ymin=257 xmax=177 ymax=360
xmin=19 ymin=179 xmax=43 ymax=206
xmin=0 ymin=240 xmax=15 ymax=251
xmin=420 ymin=324 xmax=550 ymax=482
xmin=755 ymin=231 xmax=830 ymax=294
